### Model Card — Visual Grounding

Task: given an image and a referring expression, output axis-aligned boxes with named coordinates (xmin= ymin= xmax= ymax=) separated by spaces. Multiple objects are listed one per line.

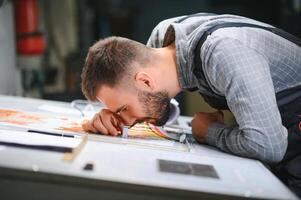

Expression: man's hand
xmin=191 ymin=111 xmax=224 ymax=143
xmin=82 ymin=109 xmax=123 ymax=136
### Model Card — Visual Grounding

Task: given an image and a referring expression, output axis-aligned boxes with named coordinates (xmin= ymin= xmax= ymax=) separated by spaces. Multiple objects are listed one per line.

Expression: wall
xmin=0 ymin=2 xmax=20 ymax=95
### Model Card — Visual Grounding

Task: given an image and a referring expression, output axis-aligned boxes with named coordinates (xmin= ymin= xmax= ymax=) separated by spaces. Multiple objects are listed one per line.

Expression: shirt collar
xmin=162 ymin=25 xmax=198 ymax=90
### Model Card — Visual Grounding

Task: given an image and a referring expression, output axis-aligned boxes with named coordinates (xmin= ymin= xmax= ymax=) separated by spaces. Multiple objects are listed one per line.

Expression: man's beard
xmin=138 ymin=90 xmax=170 ymax=126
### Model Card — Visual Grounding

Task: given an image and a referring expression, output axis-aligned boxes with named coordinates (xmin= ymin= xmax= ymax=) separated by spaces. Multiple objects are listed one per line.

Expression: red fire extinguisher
xmin=15 ymin=0 xmax=45 ymax=55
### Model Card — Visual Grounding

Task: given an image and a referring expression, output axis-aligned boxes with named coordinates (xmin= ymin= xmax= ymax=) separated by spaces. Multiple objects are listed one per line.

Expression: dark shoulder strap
xmin=196 ymin=22 xmax=301 ymax=51
xmin=176 ymin=13 xmax=217 ymax=23
xmin=174 ymin=13 xmax=216 ymax=92
xmin=193 ymin=22 xmax=301 ymax=94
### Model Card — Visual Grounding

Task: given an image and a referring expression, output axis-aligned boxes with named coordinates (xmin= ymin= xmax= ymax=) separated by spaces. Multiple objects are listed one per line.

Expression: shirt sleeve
xmin=201 ymin=36 xmax=288 ymax=163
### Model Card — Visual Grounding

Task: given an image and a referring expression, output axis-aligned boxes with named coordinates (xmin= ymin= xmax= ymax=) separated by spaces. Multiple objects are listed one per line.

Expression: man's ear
xmin=134 ymin=71 xmax=155 ymax=91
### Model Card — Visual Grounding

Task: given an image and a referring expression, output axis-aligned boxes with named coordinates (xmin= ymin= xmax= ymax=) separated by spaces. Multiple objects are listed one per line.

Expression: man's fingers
xmin=96 ymin=110 xmax=122 ymax=136
xmin=86 ymin=120 xmax=98 ymax=133
xmin=92 ymin=114 xmax=109 ymax=135
xmin=81 ymin=109 xmax=123 ymax=136
xmin=191 ymin=111 xmax=224 ymax=127
xmin=81 ymin=119 xmax=90 ymax=132
xmin=81 ymin=118 xmax=99 ymax=133
xmin=213 ymin=111 xmax=224 ymax=123
xmin=111 ymin=115 xmax=123 ymax=135
xmin=191 ymin=116 xmax=198 ymax=127
xmin=194 ymin=112 xmax=203 ymax=118
xmin=102 ymin=116 xmax=120 ymax=136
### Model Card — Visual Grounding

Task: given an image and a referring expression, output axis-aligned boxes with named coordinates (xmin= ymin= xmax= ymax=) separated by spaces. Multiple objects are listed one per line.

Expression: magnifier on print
xmin=166 ymin=98 xmax=180 ymax=125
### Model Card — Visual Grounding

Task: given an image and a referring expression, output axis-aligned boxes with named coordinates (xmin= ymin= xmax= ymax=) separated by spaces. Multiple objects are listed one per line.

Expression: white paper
xmin=0 ymin=129 xmax=81 ymax=149
xmin=38 ymin=104 xmax=84 ymax=116
xmin=38 ymin=104 xmax=99 ymax=118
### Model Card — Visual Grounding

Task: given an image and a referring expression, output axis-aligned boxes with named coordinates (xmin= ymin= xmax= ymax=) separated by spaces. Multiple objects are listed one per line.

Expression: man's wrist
xmin=205 ymin=123 xmax=225 ymax=146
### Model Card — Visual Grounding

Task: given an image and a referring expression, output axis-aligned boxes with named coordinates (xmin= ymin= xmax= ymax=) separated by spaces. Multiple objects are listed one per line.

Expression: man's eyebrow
xmin=114 ymin=105 xmax=126 ymax=114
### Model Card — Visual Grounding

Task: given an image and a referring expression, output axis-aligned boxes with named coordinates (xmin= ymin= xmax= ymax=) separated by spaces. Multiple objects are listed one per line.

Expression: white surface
xmin=38 ymin=104 xmax=85 ymax=117
xmin=0 ymin=2 xmax=19 ymax=95
xmin=0 ymin=129 xmax=81 ymax=149
xmin=0 ymin=138 xmax=297 ymax=199
xmin=0 ymin=95 xmax=298 ymax=199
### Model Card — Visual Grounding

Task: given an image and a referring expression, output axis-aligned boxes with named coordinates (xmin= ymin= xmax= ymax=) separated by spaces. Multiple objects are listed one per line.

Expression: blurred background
xmin=0 ymin=0 xmax=300 ymax=122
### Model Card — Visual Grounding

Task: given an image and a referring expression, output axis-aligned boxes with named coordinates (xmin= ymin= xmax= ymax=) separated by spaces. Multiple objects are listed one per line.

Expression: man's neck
xmin=153 ymin=43 xmax=181 ymax=98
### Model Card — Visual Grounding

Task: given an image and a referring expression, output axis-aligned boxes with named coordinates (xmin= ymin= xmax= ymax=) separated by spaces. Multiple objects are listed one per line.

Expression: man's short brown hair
xmin=81 ymin=36 xmax=151 ymax=101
